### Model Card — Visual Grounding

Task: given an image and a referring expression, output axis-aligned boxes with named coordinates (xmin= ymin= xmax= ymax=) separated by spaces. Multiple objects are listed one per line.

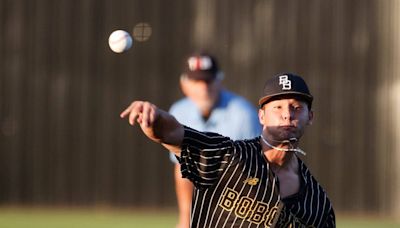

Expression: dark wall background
xmin=1 ymin=0 xmax=399 ymax=216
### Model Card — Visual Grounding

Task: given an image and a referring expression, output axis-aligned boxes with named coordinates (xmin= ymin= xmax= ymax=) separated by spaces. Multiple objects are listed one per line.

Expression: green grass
xmin=0 ymin=208 xmax=399 ymax=228
xmin=0 ymin=208 xmax=177 ymax=228
xmin=337 ymin=215 xmax=400 ymax=228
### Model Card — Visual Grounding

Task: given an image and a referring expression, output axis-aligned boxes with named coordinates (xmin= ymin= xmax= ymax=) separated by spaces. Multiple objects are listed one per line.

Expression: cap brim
xmin=185 ymin=71 xmax=216 ymax=81
xmin=258 ymin=92 xmax=313 ymax=106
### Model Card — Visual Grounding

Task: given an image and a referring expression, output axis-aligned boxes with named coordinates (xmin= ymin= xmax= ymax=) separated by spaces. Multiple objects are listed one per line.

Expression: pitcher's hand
xmin=120 ymin=100 xmax=184 ymax=153
xmin=120 ymin=101 xmax=161 ymax=141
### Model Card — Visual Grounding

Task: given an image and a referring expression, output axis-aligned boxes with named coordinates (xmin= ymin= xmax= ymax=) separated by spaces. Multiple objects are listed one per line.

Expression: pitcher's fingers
xmin=121 ymin=101 xmax=143 ymax=118
xmin=128 ymin=108 xmax=140 ymax=125
xmin=120 ymin=103 xmax=135 ymax=118
xmin=148 ymin=105 xmax=156 ymax=127
xmin=128 ymin=102 xmax=142 ymax=125
xmin=137 ymin=114 xmax=143 ymax=124
xmin=141 ymin=102 xmax=152 ymax=127
xmin=120 ymin=106 xmax=132 ymax=118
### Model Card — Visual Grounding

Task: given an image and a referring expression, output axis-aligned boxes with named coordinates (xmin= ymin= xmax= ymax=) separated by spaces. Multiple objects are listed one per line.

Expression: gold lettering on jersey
xmin=264 ymin=206 xmax=278 ymax=227
xmin=219 ymin=188 xmax=239 ymax=211
xmin=248 ymin=201 xmax=269 ymax=224
xmin=218 ymin=187 xmax=279 ymax=226
xmin=235 ymin=196 xmax=253 ymax=218
xmin=243 ymin=177 xmax=259 ymax=186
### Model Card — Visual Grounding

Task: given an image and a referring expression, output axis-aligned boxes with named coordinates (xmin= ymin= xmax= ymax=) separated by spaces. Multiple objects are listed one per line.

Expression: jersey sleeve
xmin=322 ymin=207 xmax=336 ymax=227
xmin=179 ymin=126 xmax=236 ymax=189
xmin=276 ymin=207 xmax=336 ymax=228
xmin=168 ymin=101 xmax=185 ymax=164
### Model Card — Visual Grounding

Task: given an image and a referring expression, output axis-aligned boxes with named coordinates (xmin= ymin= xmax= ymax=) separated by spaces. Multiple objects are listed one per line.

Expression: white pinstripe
xmin=181 ymin=127 xmax=335 ymax=227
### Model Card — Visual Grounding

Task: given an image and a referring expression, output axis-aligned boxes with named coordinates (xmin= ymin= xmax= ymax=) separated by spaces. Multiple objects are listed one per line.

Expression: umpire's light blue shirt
xmin=169 ymin=90 xmax=261 ymax=163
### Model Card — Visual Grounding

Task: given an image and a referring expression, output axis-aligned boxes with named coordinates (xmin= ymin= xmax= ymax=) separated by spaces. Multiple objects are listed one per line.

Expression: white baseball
xmin=108 ymin=30 xmax=133 ymax=53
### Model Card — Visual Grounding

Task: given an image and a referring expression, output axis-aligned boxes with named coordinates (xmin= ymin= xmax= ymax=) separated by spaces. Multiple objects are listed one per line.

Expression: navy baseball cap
xmin=258 ymin=73 xmax=313 ymax=107
xmin=182 ymin=53 xmax=219 ymax=81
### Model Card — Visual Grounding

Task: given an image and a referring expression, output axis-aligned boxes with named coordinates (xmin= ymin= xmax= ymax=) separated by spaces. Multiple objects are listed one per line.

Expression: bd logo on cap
xmin=279 ymin=75 xmax=292 ymax=90
xmin=258 ymin=73 xmax=313 ymax=107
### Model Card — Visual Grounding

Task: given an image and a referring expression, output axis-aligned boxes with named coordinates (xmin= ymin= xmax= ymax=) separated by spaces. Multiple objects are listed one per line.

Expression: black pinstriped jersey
xmin=179 ymin=126 xmax=335 ymax=227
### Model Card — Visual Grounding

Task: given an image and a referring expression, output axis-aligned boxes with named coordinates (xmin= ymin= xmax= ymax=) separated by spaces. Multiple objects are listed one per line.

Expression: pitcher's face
xmin=258 ymin=98 xmax=313 ymax=141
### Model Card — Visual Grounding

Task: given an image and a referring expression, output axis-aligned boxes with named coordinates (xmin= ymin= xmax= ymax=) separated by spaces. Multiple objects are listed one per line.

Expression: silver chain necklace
xmin=260 ymin=134 xmax=306 ymax=156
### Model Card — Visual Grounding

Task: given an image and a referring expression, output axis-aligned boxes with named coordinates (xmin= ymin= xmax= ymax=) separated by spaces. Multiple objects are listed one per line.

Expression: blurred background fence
xmin=1 ymin=0 xmax=400 ymax=217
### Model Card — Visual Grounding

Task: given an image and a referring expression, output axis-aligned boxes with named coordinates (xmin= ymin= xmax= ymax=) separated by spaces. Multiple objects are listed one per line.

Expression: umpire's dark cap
xmin=182 ymin=53 xmax=219 ymax=81
xmin=258 ymin=73 xmax=313 ymax=108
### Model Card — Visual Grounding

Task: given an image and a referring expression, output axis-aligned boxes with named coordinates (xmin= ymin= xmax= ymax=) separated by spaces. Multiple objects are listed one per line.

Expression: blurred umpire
xmin=121 ymin=73 xmax=335 ymax=227
xmin=168 ymin=52 xmax=261 ymax=228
